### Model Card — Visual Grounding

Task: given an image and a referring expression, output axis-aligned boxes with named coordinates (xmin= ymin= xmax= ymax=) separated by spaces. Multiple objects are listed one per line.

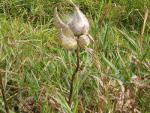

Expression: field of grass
xmin=0 ymin=0 xmax=150 ymax=113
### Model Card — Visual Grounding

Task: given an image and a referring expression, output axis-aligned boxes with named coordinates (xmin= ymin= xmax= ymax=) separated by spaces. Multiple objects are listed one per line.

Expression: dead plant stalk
xmin=0 ymin=71 xmax=10 ymax=113
xmin=68 ymin=41 xmax=80 ymax=106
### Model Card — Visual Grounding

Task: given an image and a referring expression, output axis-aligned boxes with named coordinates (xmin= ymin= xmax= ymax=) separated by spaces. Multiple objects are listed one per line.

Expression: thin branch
xmin=0 ymin=72 xmax=10 ymax=113
xmin=141 ymin=8 xmax=149 ymax=37
xmin=140 ymin=8 xmax=149 ymax=50
xmin=68 ymin=44 xmax=80 ymax=106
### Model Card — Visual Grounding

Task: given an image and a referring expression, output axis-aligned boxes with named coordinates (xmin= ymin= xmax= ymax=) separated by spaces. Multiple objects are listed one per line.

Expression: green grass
xmin=0 ymin=0 xmax=150 ymax=113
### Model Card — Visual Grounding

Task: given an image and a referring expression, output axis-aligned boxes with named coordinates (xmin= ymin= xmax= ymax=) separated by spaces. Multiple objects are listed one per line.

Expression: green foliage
xmin=0 ymin=0 xmax=150 ymax=113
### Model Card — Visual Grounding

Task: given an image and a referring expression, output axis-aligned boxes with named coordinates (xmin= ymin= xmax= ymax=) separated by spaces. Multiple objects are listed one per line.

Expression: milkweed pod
xmin=59 ymin=29 xmax=77 ymax=50
xmin=54 ymin=7 xmax=74 ymax=37
xmin=78 ymin=35 xmax=90 ymax=48
xmin=68 ymin=5 xmax=89 ymax=36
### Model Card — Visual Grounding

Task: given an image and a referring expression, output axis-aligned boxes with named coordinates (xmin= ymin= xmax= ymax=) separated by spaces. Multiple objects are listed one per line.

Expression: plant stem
xmin=0 ymin=72 xmax=10 ymax=113
xmin=68 ymin=44 xmax=80 ymax=106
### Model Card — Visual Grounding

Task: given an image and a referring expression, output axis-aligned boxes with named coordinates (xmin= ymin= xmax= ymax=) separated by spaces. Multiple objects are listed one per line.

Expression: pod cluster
xmin=54 ymin=3 xmax=94 ymax=50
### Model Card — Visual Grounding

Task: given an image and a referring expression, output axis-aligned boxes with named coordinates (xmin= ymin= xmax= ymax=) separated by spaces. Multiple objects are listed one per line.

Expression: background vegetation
xmin=0 ymin=0 xmax=150 ymax=113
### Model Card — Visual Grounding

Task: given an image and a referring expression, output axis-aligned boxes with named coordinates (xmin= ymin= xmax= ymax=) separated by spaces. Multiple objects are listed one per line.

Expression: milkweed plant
xmin=54 ymin=1 xmax=94 ymax=106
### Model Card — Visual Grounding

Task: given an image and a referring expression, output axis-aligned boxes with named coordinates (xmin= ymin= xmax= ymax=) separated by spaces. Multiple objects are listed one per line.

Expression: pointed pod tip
xmin=88 ymin=34 xmax=95 ymax=43
xmin=60 ymin=28 xmax=63 ymax=33
xmin=54 ymin=7 xmax=58 ymax=14
xmin=53 ymin=7 xmax=66 ymax=30
xmin=74 ymin=4 xmax=79 ymax=10
xmin=69 ymin=0 xmax=76 ymax=7
xmin=68 ymin=0 xmax=79 ymax=10
xmin=59 ymin=29 xmax=64 ymax=39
